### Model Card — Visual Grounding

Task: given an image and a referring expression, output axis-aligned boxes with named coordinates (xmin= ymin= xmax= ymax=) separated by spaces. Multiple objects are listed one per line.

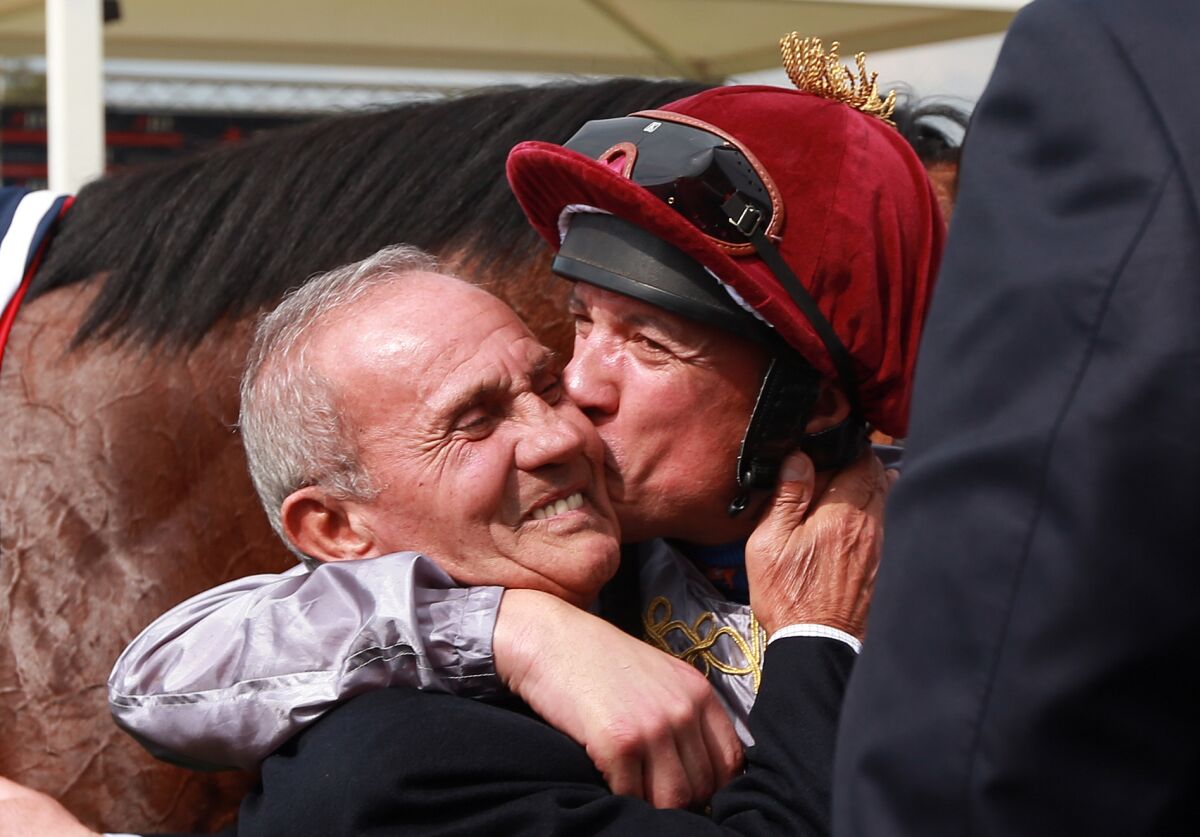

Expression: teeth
xmin=530 ymin=492 xmax=584 ymax=521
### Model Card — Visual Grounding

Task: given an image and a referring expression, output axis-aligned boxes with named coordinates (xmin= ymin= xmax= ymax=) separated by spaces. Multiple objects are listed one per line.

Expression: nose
xmin=514 ymin=395 xmax=590 ymax=472
xmin=564 ymin=338 xmax=619 ymax=418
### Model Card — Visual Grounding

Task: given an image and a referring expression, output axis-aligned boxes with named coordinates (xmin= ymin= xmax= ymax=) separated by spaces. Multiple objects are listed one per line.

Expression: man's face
xmin=564 ymin=283 xmax=770 ymax=545
xmin=313 ymin=274 xmax=620 ymax=608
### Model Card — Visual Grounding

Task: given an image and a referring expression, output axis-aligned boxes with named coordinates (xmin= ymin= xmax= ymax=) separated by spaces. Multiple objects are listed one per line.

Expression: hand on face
xmin=744 ymin=451 xmax=892 ymax=638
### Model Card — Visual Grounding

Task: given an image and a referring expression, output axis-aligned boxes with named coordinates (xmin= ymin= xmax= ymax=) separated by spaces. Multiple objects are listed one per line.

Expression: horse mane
xmin=891 ymin=88 xmax=971 ymax=166
xmin=30 ymin=78 xmax=711 ymax=349
xmin=31 ymin=79 xmax=964 ymax=351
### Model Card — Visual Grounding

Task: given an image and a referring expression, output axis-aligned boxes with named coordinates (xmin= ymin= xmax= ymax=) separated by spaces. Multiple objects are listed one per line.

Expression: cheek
xmin=599 ymin=377 xmax=675 ymax=457
xmin=625 ymin=370 xmax=690 ymax=424
xmin=451 ymin=443 xmax=522 ymax=526
xmin=682 ymin=382 xmax=754 ymax=460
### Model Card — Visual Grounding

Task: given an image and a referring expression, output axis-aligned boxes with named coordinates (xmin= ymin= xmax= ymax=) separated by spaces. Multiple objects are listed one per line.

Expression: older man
xmin=111 ymin=69 xmax=939 ymax=814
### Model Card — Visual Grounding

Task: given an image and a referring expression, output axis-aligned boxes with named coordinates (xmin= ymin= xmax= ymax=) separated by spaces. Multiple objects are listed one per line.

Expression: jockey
xmin=108 ymin=37 xmax=942 ymax=815
xmin=507 ymin=64 xmax=939 ymax=532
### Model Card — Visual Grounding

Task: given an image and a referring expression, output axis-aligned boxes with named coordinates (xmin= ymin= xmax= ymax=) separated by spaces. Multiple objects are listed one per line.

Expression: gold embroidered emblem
xmin=643 ymin=596 xmax=766 ymax=692
xmin=779 ymin=34 xmax=897 ymax=125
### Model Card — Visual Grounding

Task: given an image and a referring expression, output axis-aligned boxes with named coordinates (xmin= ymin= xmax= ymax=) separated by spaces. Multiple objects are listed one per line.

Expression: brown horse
xmin=0 ymin=79 xmax=964 ymax=833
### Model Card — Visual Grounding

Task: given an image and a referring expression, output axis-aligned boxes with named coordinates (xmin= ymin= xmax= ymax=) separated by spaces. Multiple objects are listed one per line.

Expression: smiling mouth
xmin=528 ymin=491 xmax=585 ymax=521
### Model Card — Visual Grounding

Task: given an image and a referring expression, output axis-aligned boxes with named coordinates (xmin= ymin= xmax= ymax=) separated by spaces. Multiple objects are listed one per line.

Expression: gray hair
xmin=239 ymin=244 xmax=439 ymax=564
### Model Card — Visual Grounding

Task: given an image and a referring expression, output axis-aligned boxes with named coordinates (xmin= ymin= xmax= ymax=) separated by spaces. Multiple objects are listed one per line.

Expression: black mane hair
xmin=32 ymin=79 xmax=965 ymax=351
xmin=891 ymin=90 xmax=971 ymax=166
xmin=31 ymin=78 xmax=711 ymax=349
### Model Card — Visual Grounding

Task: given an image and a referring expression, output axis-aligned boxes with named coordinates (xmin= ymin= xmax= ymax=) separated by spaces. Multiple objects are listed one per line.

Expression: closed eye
xmin=452 ymin=407 xmax=497 ymax=437
xmin=538 ymin=374 xmax=563 ymax=404
xmin=635 ymin=333 xmax=671 ymax=355
xmin=572 ymin=312 xmax=593 ymax=338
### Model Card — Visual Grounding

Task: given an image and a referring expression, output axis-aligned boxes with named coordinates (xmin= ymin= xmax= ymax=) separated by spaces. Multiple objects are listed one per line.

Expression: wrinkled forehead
xmin=312 ymin=276 xmax=549 ymax=418
xmin=420 ymin=330 xmax=556 ymax=417
xmin=392 ymin=287 xmax=555 ymax=419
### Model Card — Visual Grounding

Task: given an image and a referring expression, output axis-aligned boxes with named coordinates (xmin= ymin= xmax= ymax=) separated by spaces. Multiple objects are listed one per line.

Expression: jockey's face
xmin=563 ymin=283 xmax=771 ymax=545
xmin=295 ymin=273 xmax=619 ymax=608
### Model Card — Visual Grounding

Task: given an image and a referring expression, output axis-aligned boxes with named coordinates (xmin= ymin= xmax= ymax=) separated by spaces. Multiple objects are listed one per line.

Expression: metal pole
xmin=46 ymin=0 xmax=105 ymax=192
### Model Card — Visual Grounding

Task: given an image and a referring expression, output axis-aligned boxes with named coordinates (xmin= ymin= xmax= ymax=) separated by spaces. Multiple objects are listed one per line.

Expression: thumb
xmin=766 ymin=451 xmax=815 ymax=520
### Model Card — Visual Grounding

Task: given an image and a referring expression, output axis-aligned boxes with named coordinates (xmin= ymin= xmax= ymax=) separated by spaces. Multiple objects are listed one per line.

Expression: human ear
xmin=803 ymin=379 xmax=852 ymax=433
xmin=279 ymin=487 xmax=377 ymax=562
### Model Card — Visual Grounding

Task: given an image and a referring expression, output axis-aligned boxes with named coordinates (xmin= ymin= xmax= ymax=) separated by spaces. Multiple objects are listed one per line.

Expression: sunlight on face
xmin=318 ymin=274 xmax=621 ymax=607
xmin=563 ymin=284 xmax=770 ymax=545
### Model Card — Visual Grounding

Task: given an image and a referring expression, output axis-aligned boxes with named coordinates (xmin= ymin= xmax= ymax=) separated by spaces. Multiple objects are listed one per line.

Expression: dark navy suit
xmin=834 ymin=0 xmax=1200 ymax=834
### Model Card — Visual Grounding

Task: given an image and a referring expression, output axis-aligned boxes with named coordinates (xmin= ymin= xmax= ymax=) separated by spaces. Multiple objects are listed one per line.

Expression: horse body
xmin=1 ymin=283 xmax=275 ymax=829
xmin=0 ymin=78 xmax=962 ymax=832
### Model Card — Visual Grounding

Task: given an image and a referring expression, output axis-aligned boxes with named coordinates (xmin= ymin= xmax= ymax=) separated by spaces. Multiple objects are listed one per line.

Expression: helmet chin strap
xmin=728 ymin=356 xmax=818 ymax=516
xmin=722 ymin=192 xmax=868 ymax=517
xmin=727 ymin=358 xmax=867 ymax=516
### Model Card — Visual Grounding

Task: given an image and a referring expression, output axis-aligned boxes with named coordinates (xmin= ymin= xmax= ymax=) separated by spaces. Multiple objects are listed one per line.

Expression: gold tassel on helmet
xmin=780 ymin=34 xmax=897 ymax=125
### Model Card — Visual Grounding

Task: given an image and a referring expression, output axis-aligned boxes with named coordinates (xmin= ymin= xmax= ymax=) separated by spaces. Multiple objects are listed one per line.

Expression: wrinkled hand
xmin=745 ymin=451 xmax=891 ymax=639
xmin=494 ymin=589 xmax=743 ymax=809
xmin=0 ymin=777 xmax=97 ymax=837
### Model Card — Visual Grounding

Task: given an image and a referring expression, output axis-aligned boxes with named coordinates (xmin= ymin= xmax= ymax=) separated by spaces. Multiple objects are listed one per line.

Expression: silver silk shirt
xmin=108 ymin=542 xmax=765 ymax=770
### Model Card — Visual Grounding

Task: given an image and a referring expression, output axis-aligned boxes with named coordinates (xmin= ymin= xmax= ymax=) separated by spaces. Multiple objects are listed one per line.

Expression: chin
xmin=582 ymin=545 xmax=622 ymax=590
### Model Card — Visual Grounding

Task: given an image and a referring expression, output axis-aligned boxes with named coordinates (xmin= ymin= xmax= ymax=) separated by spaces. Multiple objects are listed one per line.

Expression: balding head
xmin=240 ymin=245 xmax=440 ymax=559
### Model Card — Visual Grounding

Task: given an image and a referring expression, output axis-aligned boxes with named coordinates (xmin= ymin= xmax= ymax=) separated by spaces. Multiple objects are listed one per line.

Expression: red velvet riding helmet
xmin=507 ymin=82 xmax=944 ymax=441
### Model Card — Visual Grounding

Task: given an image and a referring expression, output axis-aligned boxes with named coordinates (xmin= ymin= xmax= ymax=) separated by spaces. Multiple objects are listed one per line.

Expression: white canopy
xmin=1 ymin=0 xmax=1026 ymax=189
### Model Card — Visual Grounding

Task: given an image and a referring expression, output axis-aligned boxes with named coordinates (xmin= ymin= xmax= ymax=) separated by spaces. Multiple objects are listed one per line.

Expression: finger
xmin=641 ymin=736 xmax=693 ymax=809
xmin=699 ymin=701 xmax=744 ymax=790
xmin=767 ymin=450 xmax=816 ymax=517
xmin=823 ymin=450 xmax=884 ymax=509
xmin=670 ymin=710 xmax=717 ymax=805
xmin=885 ymin=467 xmax=900 ymax=490
xmin=778 ymin=450 xmax=815 ymax=489
xmin=602 ymin=750 xmax=645 ymax=800
xmin=865 ymin=462 xmax=892 ymax=518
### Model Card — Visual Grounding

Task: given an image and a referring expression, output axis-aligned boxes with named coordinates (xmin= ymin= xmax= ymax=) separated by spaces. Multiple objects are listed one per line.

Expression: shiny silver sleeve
xmin=107 ymin=552 xmax=503 ymax=770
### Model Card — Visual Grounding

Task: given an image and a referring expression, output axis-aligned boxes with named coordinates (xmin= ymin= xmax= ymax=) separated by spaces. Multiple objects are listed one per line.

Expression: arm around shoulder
xmin=108 ymin=552 xmax=503 ymax=769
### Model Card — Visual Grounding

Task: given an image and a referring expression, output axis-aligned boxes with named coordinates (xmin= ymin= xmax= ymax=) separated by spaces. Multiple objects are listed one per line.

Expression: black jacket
xmin=834 ymin=0 xmax=1200 ymax=834
xmin=236 ymin=637 xmax=853 ymax=836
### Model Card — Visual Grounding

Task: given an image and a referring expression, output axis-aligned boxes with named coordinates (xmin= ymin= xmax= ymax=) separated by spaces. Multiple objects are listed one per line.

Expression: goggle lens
xmin=563 ymin=115 xmax=775 ymax=246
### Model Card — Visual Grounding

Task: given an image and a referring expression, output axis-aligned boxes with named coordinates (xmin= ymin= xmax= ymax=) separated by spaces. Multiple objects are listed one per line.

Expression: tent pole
xmin=46 ymin=0 xmax=105 ymax=192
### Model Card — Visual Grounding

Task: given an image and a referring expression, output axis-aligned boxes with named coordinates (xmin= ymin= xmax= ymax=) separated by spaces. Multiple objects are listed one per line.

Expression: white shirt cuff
xmin=767 ymin=623 xmax=861 ymax=654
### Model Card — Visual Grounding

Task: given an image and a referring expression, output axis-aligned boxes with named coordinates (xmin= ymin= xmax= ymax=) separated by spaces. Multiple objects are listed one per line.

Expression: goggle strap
xmin=721 ymin=193 xmax=864 ymax=419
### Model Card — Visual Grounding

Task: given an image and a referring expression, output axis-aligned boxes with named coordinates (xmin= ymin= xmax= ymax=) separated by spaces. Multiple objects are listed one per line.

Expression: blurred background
xmin=0 ymin=0 xmax=1024 ymax=191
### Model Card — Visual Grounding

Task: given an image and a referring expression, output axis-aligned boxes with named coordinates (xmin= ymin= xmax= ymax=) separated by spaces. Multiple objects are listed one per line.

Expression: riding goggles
xmin=561 ymin=111 xmax=784 ymax=255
